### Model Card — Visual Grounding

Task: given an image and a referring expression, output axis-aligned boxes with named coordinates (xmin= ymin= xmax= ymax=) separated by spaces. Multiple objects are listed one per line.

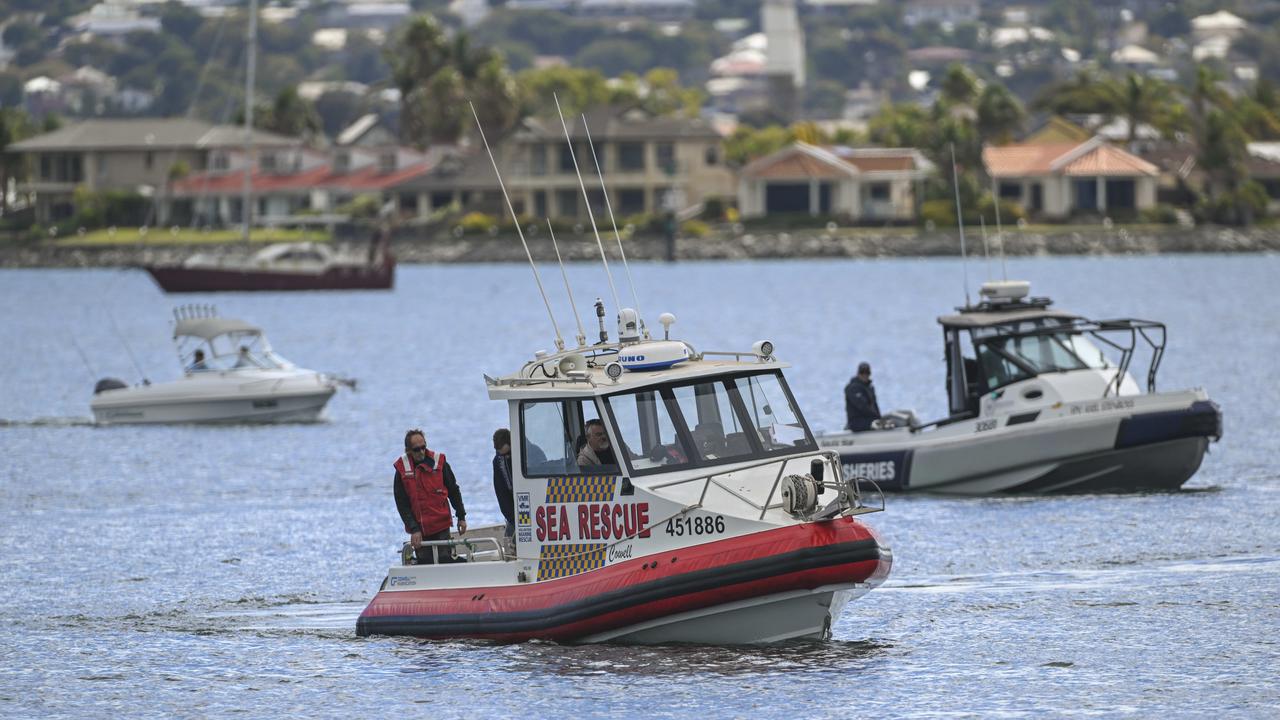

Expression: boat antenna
xmin=581 ymin=112 xmax=646 ymax=339
xmin=241 ymin=0 xmax=258 ymax=244
xmin=69 ymin=336 xmax=98 ymax=380
xmin=547 ymin=220 xmax=587 ymax=347
xmin=468 ymin=101 xmax=565 ymax=351
xmin=553 ymin=94 xmax=621 ymax=315
xmin=950 ymin=143 xmax=970 ymax=306
xmin=979 ymin=214 xmax=992 ymax=280
xmin=990 ymin=176 xmax=1008 ymax=281
xmin=108 ymin=309 xmax=148 ymax=383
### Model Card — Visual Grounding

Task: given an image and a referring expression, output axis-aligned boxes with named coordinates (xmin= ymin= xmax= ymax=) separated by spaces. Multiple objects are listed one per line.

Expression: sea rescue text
xmin=535 ymin=502 xmax=651 ymax=542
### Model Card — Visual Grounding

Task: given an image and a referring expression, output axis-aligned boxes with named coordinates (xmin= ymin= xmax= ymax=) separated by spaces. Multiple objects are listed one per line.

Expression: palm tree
xmin=976 ymin=82 xmax=1025 ymax=145
xmin=940 ymin=64 xmax=978 ymax=107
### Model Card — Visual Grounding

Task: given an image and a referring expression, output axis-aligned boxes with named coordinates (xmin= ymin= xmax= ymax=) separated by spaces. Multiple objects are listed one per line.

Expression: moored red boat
xmin=144 ymin=240 xmax=393 ymax=292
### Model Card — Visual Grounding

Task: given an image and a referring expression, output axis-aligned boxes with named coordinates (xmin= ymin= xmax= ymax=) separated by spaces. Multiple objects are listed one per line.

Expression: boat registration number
xmin=975 ymin=419 xmax=998 ymax=433
xmin=665 ymin=515 xmax=726 ymax=537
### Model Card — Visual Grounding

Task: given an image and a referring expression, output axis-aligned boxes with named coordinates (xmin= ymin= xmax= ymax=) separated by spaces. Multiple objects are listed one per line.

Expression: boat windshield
xmin=603 ymin=369 xmax=816 ymax=477
xmin=183 ymin=332 xmax=291 ymax=373
xmin=969 ymin=318 xmax=1109 ymax=391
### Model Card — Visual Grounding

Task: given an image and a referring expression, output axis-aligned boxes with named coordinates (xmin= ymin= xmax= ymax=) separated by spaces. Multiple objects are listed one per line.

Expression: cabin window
xmin=731 ymin=373 xmax=814 ymax=451
xmin=670 ymin=382 xmax=753 ymax=462
xmin=602 ymin=370 xmax=816 ymax=477
xmin=520 ymin=398 xmax=606 ymax=477
xmin=606 ymin=390 xmax=691 ymax=473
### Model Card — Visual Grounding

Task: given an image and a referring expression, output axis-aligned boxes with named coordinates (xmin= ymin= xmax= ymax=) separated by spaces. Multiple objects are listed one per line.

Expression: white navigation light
xmin=658 ymin=312 xmax=676 ymax=340
xmin=752 ymin=340 xmax=774 ymax=359
xmin=605 ymin=362 xmax=624 ymax=381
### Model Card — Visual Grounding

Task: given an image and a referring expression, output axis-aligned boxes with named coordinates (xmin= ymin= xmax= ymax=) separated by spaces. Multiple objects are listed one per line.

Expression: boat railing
xmin=648 ymin=450 xmax=883 ymax=521
xmin=400 ymin=536 xmax=506 ymax=565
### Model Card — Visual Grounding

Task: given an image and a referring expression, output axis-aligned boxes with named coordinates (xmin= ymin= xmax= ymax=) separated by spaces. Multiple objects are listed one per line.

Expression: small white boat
xmin=357 ymin=313 xmax=892 ymax=644
xmin=90 ymin=306 xmax=341 ymax=424
xmin=818 ymin=280 xmax=1222 ymax=494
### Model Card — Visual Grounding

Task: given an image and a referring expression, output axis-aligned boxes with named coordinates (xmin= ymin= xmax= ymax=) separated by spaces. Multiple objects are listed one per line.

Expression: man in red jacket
xmin=394 ymin=428 xmax=467 ymax=564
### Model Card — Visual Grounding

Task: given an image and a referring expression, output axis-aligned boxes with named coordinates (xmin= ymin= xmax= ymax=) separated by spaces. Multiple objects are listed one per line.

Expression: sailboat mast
xmin=241 ymin=0 xmax=258 ymax=243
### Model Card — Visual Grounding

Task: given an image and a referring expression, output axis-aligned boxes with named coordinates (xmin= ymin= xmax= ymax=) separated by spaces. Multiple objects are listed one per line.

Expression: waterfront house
xmin=5 ymin=118 xmax=298 ymax=224
xmin=983 ymin=136 xmax=1159 ymax=219
xmin=736 ymin=142 xmax=934 ymax=221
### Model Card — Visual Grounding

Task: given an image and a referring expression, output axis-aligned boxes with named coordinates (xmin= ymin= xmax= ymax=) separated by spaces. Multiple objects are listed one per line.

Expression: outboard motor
xmin=93 ymin=378 xmax=128 ymax=394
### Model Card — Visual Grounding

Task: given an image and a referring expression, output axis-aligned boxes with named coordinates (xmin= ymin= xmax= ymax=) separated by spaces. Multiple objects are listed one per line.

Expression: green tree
xmin=258 ymin=87 xmax=322 ymax=139
xmin=940 ymin=63 xmax=979 ymax=107
xmin=975 ymin=82 xmax=1025 ymax=144
xmin=518 ymin=66 xmax=613 ymax=119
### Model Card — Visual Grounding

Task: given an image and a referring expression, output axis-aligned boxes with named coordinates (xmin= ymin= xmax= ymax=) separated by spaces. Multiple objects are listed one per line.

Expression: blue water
xmin=1 ymin=254 xmax=1278 ymax=717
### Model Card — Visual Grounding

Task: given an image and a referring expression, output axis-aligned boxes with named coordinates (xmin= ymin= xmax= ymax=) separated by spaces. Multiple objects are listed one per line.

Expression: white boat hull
xmin=821 ymin=390 xmax=1220 ymax=494
xmin=579 ymin=581 xmax=872 ymax=645
xmin=91 ymin=370 xmax=337 ymax=424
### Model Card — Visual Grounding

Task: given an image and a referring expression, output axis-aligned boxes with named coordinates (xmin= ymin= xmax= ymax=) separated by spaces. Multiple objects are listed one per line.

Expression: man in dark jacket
xmin=394 ymin=428 xmax=467 ymax=564
xmin=492 ymin=428 xmax=516 ymax=538
xmin=845 ymin=362 xmax=882 ymax=432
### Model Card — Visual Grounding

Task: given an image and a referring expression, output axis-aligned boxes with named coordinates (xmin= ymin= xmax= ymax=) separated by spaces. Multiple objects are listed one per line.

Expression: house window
xmin=145 ymin=151 xmax=154 ymax=170
xmin=868 ymin=182 xmax=891 ymax=201
xmin=430 ymin=191 xmax=454 ymax=210
xmin=379 ymin=151 xmax=397 ymax=173
xmin=1105 ymin=179 xmax=1136 ymax=209
xmin=399 ymin=193 xmax=417 ymax=213
xmin=618 ymin=188 xmax=645 ymax=214
xmin=334 ymin=152 xmax=351 ymax=174
xmin=534 ymin=190 xmax=547 ymax=218
xmin=531 ymin=145 xmax=547 ymax=175
xmin=998 ymin=182 xmax=1021 ymax=199
xmin=559 ymin=144 xmax=577 ymax=173
xmin=656 ymin=143 xmax=676 ymax=174
xmin=260 ymin=153 xmax=277 ymax=173
xmin=1261 ymin=179 xmax=1280 ymax=199
xmin=704 ymin=145 xmax=719 ymax=166
xmin=556 ymin=189 xmax=578 ymax=218
xmin=212 ymin=152 xmax=230 ymax=171
xmin=618 ymin=142 xmax=645 ymax=172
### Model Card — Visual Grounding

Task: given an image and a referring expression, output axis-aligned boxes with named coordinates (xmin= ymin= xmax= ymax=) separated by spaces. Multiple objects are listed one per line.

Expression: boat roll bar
xmin=400 ymin=536 xmax=506 ymax=565
xmin=1000 ymin=317 xmax=1167 ymax=396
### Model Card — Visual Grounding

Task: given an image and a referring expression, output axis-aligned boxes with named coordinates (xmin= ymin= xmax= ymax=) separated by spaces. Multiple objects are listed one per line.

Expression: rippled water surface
xmin=2 ymin=255 xmax=1278 ymax=717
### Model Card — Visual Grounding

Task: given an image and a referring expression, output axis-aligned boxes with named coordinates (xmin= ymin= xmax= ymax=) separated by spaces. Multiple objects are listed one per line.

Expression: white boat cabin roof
xmin=937 ymin=307 xmax=1080 ymax=329
xmin=173 ymin=317 xmax=263 ymax=341
xmin=486 ymin=343 xmax=787 ymax=400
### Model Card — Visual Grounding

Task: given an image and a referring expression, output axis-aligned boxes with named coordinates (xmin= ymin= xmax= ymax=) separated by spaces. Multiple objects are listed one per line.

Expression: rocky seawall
xmin=2 ymin=226 xmax=1278 ymax=268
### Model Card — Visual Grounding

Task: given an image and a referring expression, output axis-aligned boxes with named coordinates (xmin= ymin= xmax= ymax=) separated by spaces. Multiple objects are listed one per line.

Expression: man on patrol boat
xmin=394 ymin=428 xmax=467 ymax=564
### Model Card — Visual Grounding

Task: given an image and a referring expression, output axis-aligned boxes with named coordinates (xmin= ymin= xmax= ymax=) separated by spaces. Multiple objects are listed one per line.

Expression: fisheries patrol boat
xmin=818 ymin=280 xmax=1222 ymax=494
xmin=90 ymin=305 xmax=343 ymax=423
xmin=356 ymin=315 xmax=891 ymax=644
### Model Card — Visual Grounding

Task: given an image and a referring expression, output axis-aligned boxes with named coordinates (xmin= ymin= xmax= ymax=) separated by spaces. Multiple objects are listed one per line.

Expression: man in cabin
xmin=576 ymin=419 xmax=619 ymax=469
xmin=492 ymin=428 xmax=516 ymax=538
xmin=394 ymin=429 xmax=467 ymax=564
xmin=187 ymin=349 xmax=209 ymax=373
xmin=844 ymin=361 xmax=882 ymax=432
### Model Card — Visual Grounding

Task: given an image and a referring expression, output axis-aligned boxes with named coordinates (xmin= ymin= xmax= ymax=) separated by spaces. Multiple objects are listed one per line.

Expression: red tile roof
xmin=172 ymin=162 xmax=433 ymax=195
xmin=983 ymin=140 xmax=1158 ymax=178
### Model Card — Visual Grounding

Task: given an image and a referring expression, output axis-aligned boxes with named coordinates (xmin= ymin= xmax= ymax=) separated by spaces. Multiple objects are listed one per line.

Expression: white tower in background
xmin=762 ymin=0 xmax=805 ymax=120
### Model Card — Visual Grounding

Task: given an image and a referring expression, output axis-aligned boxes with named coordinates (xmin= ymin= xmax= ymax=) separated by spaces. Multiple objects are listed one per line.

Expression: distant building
xmin=394 ymin=108 xmax=733 ymax=221
xmin=903 ymin=0 xmax=979 ymax=28
xmin=762 ymin=0 xmax=805 ymax=122
xmin=5 ymin=118 xmax=299 ymax=224
xmin=737 ymin=142 xmax=934 ymax=221
xmin=983 ymin=137 xmax=1159 ymax=219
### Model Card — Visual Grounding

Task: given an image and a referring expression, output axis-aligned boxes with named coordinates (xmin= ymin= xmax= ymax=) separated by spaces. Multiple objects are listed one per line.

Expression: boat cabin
xmin=173 ymin=308 xmax=294 ymax=374
xmin=937 ymin=281 xmax=1161 ymax=418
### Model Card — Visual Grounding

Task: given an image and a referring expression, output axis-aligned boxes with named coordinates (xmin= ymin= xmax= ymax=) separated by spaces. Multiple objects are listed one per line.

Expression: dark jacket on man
xmin=845 ymin=376 xmax=881 ymax=432
xmin=493 ymin=452 xmax=515 ymax=534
